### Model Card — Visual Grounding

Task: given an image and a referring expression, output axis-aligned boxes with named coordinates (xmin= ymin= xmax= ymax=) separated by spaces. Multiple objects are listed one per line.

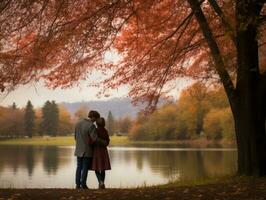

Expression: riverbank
xmin=0 ymin=177 xmax=265 ymax=200
xmin=0 ymin=136 xmax=126 ymax=146
xmin=0 ymin=136 xmax=235 ymax=147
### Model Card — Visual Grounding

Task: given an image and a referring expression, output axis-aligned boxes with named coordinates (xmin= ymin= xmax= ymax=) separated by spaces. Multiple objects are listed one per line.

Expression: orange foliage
xmin=0 ymin=0 xmax=265 ymax=109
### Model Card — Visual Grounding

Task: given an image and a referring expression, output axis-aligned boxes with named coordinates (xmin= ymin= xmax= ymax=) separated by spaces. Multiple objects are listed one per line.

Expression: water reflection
xmin=0 ymin=145 xmax=237 ymax=188
xmin=43 ymin=146 xmax=58 ymax=175
xmin=109 ymin=149 xmax=236 ymax=181
xmin=26 ymin=146 xmax=34 ymax=176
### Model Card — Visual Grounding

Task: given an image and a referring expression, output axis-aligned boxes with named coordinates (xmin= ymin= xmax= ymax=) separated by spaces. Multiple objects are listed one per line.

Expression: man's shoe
xmin=76 ymin=185 xmax=81 ymax=189
xmin=81 ymin=185 xmax=89 ymax=189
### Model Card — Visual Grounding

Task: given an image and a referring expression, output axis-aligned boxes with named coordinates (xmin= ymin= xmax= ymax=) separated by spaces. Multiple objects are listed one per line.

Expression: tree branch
xmin=0 ymin=0 xmax=11 ymax=15
xmin=187 ymin=0 xmax=236 ymax=104
xmin=207 ymin=0 xmax=236 ymax=46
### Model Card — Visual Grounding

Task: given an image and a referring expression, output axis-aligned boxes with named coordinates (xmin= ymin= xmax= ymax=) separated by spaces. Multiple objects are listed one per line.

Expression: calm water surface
xmin=0 ymin=145 xmax=237 ymax=188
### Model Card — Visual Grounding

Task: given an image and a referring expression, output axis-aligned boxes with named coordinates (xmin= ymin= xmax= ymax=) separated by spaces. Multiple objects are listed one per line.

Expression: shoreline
xmin=0 ymin=136 xmax=236 ymax=147
xmin=0 ymin=177 xmax=265 ymax=200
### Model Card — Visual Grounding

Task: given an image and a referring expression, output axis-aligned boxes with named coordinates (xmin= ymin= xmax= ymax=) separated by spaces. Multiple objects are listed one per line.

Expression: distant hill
xmin=60 ymin=97 xmax=144 ymax=119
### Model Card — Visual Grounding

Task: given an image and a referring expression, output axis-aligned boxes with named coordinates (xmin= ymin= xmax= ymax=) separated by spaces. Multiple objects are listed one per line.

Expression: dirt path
xmin=1 ymin=178 xmax=266 ymax=200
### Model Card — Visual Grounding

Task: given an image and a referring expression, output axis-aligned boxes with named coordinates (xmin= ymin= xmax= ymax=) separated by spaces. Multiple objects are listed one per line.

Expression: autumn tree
xmin=0 ymin=105 xmax=24 ymax=137
xmin=206 ymin=86 xmax=229 ymax=109
xmin=129 ymin=112 xmax=148 ymax=140
xmin=186 ymin=0 xmax=266 ymax=176
xmin=132 ymin=103 xmax=179 ymax=140
xmin=0 ymin=0 xmax=266 ymax=176
xmin=129 ymin=85 xmax=231 ymax=141
xmin=117 ymin=116 xmax=133 ymax=134
xmin=204 ymin=107 xmax=235 ymax=141
xmin=177 ymin=82 xmax=210 ymax=138
xmin=24 ymin=100 xmax=35 ymax=138
xmin=58 ymin=105 xmax=74 ymax=135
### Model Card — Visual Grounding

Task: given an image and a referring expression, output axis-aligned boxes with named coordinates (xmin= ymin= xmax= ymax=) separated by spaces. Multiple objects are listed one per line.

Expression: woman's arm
xmin=88 ymin=125 xmax=108 ymax=146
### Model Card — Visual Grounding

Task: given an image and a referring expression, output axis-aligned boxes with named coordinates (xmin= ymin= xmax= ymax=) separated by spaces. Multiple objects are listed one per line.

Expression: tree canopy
xmin=0 ymin=0 xmax=264 ymax=108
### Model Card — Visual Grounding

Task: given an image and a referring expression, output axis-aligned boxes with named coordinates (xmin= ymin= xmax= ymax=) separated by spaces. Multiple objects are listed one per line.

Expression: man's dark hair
xmin=88 ymin=110 xmax=100 ymax=119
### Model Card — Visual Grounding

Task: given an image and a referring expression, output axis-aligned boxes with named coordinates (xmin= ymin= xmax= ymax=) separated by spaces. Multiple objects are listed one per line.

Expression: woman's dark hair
xmin=88 ymin=110 xmax=100 ymax=119
xmin=96 ymin=117 xmax=105 ymax=127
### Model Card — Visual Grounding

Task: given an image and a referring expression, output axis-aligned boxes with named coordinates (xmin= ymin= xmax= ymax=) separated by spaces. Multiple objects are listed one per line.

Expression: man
xmin=74 ymin=110 xmax=107 ymax=189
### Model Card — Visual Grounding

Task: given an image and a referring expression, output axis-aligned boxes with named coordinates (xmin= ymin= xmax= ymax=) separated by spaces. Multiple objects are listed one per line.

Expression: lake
xmin=0 ymin=145 xmax=237 ymax=188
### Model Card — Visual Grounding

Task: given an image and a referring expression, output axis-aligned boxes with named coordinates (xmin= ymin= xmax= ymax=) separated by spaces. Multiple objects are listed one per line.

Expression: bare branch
xmin=0 ymin=0 xmax=11 ymax=15
xmin=208 ymin=0 xmax=236 ymax=45
xmin=187 ymin=0 xmax=236 ymax=104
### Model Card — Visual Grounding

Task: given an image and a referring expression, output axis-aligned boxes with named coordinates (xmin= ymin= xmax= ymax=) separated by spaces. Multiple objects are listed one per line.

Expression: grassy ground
xmin=0 ymin=176 xmax=265 ymax=200
xmin=0 ymin=135 xmax=234 ymax=146
xmin=0 ymin=136 xmax=129 ymax=146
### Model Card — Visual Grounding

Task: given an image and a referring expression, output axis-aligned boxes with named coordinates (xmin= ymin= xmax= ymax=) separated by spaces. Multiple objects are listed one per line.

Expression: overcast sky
xmin=0 ymin=50 xmax=128 ymax=108
xmin=0 ymin=81 xmax=129 ymax=108
xmin=0 ymin=77 xmax=191 ymax=108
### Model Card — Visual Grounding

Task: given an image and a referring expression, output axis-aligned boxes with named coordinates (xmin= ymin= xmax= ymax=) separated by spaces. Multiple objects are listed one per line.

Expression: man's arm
xmin=88 ymin=124 xmax=108 ymax=146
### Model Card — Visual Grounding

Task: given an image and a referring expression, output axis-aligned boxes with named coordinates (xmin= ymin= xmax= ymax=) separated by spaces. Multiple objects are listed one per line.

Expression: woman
xmin=91 ymin=117 xmax=111 ymax=189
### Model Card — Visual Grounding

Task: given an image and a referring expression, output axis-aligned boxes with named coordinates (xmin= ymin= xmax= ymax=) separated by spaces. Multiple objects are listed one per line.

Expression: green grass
xmin=0 ymin=135 xmax=132 ymax=146
xmin=0 ymin=135 xmax=230 ymax=146
xmin=0 ymin=135 xmax=188 ymax=146
xmin=0 ymin=135 xmax=191 ymax=146
xmin=0 ymin=136 xmax=75 ymax=146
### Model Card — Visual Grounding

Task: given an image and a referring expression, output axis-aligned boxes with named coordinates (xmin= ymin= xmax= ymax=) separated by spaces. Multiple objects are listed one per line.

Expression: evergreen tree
xmin=24 ymin=101 xmax=35 ymax=138
xmin=41 ymin=101 xmax=59 ymax=136
xmin=106 ymin=111 xmax=115 ymax=136
xmin=41 ymin=101 xmax=52 ymax=136
xmin=50 ymin=101 xmax=59 ymax=136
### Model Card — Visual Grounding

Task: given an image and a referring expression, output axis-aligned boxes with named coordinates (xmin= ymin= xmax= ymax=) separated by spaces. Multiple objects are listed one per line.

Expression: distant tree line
xmin=129 ymin=82 xmax=235 ymax=142
xmin=1 ymin=88 xmax=235 ymax=141
xmin=0 ymin=100 xmax=74 ymax=138
xmin=104 ymin=110 xmax=133 ymax=136
xmin=0 ymin=101 xmax=134 ymax=138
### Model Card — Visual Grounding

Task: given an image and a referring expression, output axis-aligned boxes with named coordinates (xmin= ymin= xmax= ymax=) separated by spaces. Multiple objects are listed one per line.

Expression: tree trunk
xmin=233 ymin=89 xmax=266 ymax=176
xmin=234 ymin=0 xmax=266 ymax=176
xmin=187 ymin=0 xmax=266 ymax=176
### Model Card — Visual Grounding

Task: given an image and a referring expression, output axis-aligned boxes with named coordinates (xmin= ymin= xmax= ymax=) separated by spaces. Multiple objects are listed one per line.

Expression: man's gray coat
xmin=74 ymin=118 xmax=105 ymax=157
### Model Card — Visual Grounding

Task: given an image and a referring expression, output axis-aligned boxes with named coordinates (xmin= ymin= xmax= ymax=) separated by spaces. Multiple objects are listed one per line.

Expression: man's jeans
xmin=75 ymin=156 xmax=92 ymax=187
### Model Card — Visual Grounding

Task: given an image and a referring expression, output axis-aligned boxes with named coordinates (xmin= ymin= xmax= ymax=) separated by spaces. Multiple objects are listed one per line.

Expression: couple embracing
xmin=74 ymin=110 xmax=111 ymax=189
